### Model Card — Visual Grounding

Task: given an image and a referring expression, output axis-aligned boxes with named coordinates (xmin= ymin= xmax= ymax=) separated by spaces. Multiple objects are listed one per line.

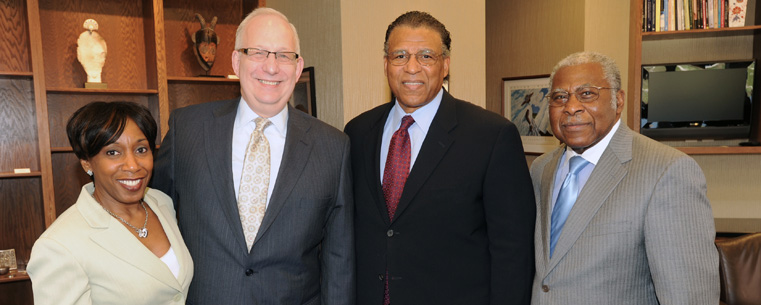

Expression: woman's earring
xmin=86 ymin=170 xmax=93 ymax=176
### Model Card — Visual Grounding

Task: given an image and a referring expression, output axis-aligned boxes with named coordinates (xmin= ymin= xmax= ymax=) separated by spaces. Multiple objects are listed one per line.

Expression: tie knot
xmin=399 ymin=115 xmax=415 ymax=130
xmin=568 ymin=156 xmax=589 ymax=175
xmin=254 ymin=117 xmax=271 ymax=133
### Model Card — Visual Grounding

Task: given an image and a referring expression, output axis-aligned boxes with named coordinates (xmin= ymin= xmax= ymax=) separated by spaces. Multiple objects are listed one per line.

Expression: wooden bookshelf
xmin=628 ymin=0 xmax=761 ymax=155
xmin=0 ymin=0 xmax=263 ymax=303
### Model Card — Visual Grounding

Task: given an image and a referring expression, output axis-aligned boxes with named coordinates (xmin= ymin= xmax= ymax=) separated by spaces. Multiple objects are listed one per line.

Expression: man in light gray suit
xmin=530 ymin=51 xmax=718 ymax=305
xmin=152 ymin=8 xmax=354 ymax=305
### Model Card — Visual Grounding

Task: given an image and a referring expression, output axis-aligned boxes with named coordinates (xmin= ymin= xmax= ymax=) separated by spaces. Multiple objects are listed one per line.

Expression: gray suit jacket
xmin=152 ymin=99 xmax=354 ymax=305
xmin=530 ymin=125 xmax=719 ymax=305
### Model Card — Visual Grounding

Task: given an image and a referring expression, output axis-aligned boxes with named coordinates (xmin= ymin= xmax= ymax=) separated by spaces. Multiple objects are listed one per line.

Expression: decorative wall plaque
xmin=0 ymin=249 xmax=16 ymax=270
xmin=192 ymin=14 xmax=219 ymax=75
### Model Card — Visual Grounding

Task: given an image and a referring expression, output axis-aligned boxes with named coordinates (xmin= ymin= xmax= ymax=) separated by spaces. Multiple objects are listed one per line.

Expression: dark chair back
xmin=715 ymin=233 xmax=761 ymax=305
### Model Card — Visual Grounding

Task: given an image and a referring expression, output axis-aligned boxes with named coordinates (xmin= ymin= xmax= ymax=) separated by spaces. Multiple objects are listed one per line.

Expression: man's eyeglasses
xmin=237 ymin=48 xmax=299 ymax=64
xmin=548 ymin=86 xmax=618 ymax=107
xmin=386 ymin=50 xmax=443 ymax=66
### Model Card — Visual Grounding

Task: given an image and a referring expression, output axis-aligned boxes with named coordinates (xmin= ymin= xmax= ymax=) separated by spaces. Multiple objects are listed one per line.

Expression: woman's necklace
xmin=100 ymin=199 xmax=149 ymax=238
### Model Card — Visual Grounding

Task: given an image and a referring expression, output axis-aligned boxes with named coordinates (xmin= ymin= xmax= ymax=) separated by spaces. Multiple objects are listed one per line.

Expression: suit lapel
xmin=203 ymin=100 xmax=247 ymax=252
xmin=77 ymin=186 xmax=182 ymax=291
xmin=145 ymin=192 xmax=193 ymax=288
xmin=547 ymin=126 xmax=632 ymax=271
xmin=537 ymin=147 xmax=564 ymax=274
xmin=254 ymin=106 xmax=313 ymax=245
xmin=363 ymin=104 xmax=394 ymax=225
xmin=392 ymin=92 xmax=455 ymax=223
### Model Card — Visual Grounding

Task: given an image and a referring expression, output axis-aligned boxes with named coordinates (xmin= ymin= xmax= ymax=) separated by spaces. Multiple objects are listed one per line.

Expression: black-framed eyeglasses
xmin=548 ymin=86 xmax=618 ymax=107
xmin=386 ymin=50 xmax=443 ymax=66
xmin=237 ymin=48 xmax=299 ymax=64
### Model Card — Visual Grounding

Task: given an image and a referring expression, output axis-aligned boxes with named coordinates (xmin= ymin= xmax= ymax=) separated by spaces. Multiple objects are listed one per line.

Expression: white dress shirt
xmin=231 ymin=99 xmax=288 ymax=206
xmin=380 ymin=89 xmax=444 ymax=182
xmin=159 ymin=246 xmax=180 ymax=279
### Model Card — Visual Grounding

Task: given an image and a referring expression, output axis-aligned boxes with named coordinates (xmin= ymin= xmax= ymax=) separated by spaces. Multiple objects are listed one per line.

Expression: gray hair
xmin=549 ymin=51 xmax=621 ymax=107
xmin=235 ymin=7 xmax=301 ymax=54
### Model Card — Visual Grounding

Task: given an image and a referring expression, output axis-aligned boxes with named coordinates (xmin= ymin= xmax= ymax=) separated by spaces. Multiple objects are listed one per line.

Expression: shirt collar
xmin=389 ymin=88 xmax=444 ymax=134
xmin=235 ymin=98 xmax=289 ymax=137
xmin=563 ymin=119 xmax=621 ymax=165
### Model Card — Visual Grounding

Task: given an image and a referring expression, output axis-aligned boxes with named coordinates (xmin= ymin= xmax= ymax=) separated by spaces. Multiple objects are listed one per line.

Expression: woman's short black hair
xmin=66 ymin=101 xmax=158 ymax=160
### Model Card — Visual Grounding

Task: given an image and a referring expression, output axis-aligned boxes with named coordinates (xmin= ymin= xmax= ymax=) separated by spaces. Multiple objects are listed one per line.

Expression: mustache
xmin=560 ymin=114 xmax=587 ymax=125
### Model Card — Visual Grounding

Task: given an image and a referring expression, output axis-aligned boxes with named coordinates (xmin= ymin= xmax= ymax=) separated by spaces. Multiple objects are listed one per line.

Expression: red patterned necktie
xmin=382 ymin=115 xmax=415 ymax=221
xmin=381 ymin=115 xmax=414 ymax=305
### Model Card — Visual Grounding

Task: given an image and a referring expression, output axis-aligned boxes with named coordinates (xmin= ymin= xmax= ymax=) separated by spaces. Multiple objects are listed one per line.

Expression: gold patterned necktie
xmin=237 ymin=117 xmax=272 ymax=252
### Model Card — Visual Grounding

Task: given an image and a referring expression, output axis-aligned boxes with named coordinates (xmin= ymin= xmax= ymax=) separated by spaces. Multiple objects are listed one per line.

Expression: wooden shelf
xmin=0 ymin=271 xmax=29 ymax=283
xmin=46 ymin=88 xmax=158 ymax=95
xmin=675 ymin=146 xmax=761 ymax=155
xmin=0 ymin=172 xmax=42 ymax=179
xmin=0 ymin=71 xmax=33 ymax=77
xmin=642 ymin=25 xmax=761 ymax=40
xmin=167 ymin=76 xmax=240 ymax=82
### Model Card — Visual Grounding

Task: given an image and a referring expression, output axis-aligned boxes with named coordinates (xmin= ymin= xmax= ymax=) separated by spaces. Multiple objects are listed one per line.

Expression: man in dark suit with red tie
xmin=344 ymin=11 xmax=535 ymax=305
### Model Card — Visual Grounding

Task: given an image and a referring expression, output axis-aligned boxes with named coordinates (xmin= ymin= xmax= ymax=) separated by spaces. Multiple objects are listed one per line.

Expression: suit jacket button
xmin=245 ymin=269 xmax=254 ymax=276
xmin=542 ymin=285 xmax=550 ymax=292
xmin=386 ymin=229 xmax=394 ymax=237
xmin=378 ymin=274 xmax=384 ymax=280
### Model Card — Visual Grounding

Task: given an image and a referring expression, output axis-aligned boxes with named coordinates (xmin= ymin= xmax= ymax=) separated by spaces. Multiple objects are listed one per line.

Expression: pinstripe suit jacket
xmin=152 ymin=99 xmax=354 ymax=305
xmin=529 ymin=125 xmax=719 ymax=305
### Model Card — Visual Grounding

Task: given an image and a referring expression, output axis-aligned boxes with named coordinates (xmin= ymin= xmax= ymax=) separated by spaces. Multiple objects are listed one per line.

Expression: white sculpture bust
xmin=77 ymin=19 xmax=107 ymax=84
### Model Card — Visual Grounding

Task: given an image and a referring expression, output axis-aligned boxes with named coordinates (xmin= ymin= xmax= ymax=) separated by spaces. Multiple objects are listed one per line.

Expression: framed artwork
xmin=291 ymin=67 xmax=317 ymax=117
xmin=502 ymin=75 xmax=559 ymax=154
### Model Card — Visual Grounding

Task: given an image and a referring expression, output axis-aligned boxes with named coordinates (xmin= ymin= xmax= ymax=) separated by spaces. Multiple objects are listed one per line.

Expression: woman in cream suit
xmin=28 ymin=102 xmax=193 ymax=305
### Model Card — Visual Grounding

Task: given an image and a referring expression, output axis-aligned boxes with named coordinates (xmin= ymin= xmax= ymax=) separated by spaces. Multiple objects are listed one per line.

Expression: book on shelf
xmin=643 ymin=0 xmax=754 ymax=31
xmin=654 ymin=0 xmax=663 ymax=32
xmin=701 ymin=0 xmax=706 ymax=28
xmin=728 ymin=0 xmax=750 ymax=27
xmin=649 ymin=0 xmax=655 ymax=31
xmin=677 ymin=0 xmax=685 ymax=30
xmin=669 ymin=0 xmax=677 ymax=31
xmin=747 ymin=0 xmax=757 ymax=26
xmin=685 ymin=0 xmax=691 ymax=29
xmin=656 ymin=0 xmax=661 ymax=31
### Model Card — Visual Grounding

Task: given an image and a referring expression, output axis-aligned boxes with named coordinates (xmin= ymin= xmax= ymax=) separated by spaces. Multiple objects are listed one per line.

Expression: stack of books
xmin=642 ymin=0 xmax=755 ymax=32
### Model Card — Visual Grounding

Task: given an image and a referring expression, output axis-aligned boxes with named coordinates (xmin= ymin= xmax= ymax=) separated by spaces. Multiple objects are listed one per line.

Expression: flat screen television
xmin=640 ymin=61 xmax=754 ymax=141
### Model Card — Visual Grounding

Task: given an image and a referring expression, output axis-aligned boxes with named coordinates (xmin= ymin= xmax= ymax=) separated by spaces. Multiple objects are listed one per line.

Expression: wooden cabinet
xmin=627 ymin=0 xmax=761 ymax=154
xmin=0 ymin=0 xmax=260 ymax=303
